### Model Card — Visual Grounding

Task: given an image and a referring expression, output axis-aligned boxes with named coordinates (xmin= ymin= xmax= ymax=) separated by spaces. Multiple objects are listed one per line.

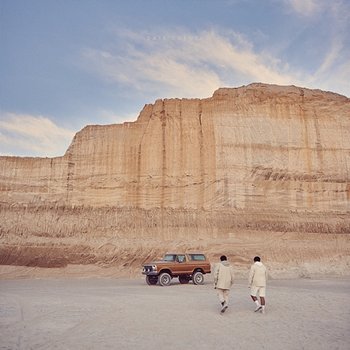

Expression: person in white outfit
xmin=248 ymin=256 xmax=268 ymax=314
xmin=214 ymin=255 xmax=235 ymax=313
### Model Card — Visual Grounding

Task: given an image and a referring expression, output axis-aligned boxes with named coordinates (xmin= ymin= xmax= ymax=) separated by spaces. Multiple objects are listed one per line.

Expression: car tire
xmin=146 ymin=275 xmax=158 ymax=285
xmin=179 ymin=275 xmax=190 ymax=284
xmin=159 ymin=272 xmax=172 ymax=286
xmin=192 ymin=271 xmax=204 ymax=285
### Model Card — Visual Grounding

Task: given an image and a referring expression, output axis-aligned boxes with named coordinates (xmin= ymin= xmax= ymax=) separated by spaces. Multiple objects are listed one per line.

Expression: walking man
xmin=249 ymin=256 xmax=268 ymax=313
xmin=214 ymin=255 xmax=235 ymax=313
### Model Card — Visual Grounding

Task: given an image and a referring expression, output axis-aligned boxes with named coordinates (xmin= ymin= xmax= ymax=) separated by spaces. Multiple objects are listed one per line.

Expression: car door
xmin=176 ymin=254 xmax=190 ymax=274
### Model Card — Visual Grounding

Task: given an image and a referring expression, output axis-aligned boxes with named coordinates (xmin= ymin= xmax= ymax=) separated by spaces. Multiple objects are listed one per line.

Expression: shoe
xmin=260 ymin=307 xmax=265 ymax=314
xmin=221 ymin=302 xmax=228 ymax=313
xmin=254 ymin=305 xmax=262 ymax=312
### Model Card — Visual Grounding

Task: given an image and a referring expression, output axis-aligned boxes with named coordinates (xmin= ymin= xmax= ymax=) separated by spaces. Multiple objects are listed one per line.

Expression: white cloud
xmin=298 ymin=0 xmax=350 ymax=97
xmin=0 ymin=113 xmax=75 ymax=157
xmin=83 ymin=44 xmax=222 ymax=98
xmin=82 ymin=29 xmax=304 ymax=99
xmin=82 ymin=22 xmax=350 ymax=99
xmin=170 ymin=30 xmax=298 ymax=85
xmin=285 ymin=0 xmax=350 ymax=21
xmin=314 ymin=40 xmax=343 ymax=77
xmin=286 ymin=0 xmax=320 ymax=16
xmin=307 ymin=57 xmax=350 ymax=97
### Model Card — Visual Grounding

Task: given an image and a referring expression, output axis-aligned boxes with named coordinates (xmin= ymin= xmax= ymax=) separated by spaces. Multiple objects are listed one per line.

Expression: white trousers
xmin=217 ymin=288 xmax=230 ymax=304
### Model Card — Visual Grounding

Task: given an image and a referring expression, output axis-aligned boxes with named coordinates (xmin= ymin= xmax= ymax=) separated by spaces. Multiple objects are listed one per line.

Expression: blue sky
xmin=1 ymin=0 xmax=349 ymax=157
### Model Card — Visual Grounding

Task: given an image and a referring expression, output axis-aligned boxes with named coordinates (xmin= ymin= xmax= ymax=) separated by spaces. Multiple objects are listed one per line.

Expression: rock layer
xmin=0 ymin=83 xmax=349 ymax=270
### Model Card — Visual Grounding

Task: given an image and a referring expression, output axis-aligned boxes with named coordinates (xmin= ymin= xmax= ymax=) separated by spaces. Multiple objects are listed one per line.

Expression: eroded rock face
xmin=0 ymin=83 xmax=349 ymax=269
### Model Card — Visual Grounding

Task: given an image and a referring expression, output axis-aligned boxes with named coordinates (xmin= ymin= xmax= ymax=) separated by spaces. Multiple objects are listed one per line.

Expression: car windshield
xmin=163 ymin=254 xmax=176 ymax=261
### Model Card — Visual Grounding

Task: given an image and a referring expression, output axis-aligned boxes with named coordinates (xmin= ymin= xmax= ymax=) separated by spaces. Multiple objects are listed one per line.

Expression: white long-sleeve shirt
xmin=214 ymin=261 xmax=235 ymax=289
xmin=248 ymin=261 xmax=267 ymax=287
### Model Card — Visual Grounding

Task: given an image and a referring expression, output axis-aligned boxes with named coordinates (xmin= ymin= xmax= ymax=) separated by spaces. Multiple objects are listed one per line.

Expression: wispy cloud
xmin=0 ymin=113 xmax=75 ymax=157
xmin=314 ymin=39 xmax=343 ymax=77
xmin=286 ymin=0 xmax=320 ymax=17
xmin=285 ymin=0 xmax=350 ymax=21
xmin=82 ymin=29 xmax=305 ymax=99
xmin=295 ymin=0 xmax=350 ymax=96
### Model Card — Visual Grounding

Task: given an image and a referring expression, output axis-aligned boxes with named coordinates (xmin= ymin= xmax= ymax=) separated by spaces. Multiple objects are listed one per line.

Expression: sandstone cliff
xmin=0 ymin=83 xmax=349 ymax=275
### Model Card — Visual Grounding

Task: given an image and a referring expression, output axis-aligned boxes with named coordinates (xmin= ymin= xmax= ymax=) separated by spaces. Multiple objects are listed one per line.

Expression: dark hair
xmin=220 ymin=255 xmax=227 ymax=261
xmin=254 ymin=256 xmax=261 ymax=262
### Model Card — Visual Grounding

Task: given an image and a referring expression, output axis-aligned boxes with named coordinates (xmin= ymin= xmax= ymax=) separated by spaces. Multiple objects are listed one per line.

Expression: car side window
xmin=164 ymin=254 xmax=176 ymax=261
xmin=177 ymin=255 xmax=186 ymax=263
xmin=189 ymin=254 xmax=205 ymax=261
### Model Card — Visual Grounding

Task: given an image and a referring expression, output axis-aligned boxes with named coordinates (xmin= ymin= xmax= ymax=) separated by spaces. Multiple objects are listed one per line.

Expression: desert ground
xmin=0 ymin=274 xmax=349 ymax=350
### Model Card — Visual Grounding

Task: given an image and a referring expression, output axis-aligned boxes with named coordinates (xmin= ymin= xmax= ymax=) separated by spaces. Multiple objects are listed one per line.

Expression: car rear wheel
xmin=159 ymin=272 xmax=172 ymax=286
xmin=146 ymin=275 xmax=158 ymax=285
xmin=179 ymin=275 xmax=190 ymax=284
xmin=192 ymin=271 xmax=204 ymax=285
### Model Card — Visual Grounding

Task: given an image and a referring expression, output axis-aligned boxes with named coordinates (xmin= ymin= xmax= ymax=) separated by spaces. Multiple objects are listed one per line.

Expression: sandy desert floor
xmin=0 ymin=275 xmax=349 ymax=350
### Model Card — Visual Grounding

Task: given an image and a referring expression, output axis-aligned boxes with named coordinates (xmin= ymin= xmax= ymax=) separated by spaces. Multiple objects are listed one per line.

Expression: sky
xmin=1 ymin=0 xmax=349 ymax=157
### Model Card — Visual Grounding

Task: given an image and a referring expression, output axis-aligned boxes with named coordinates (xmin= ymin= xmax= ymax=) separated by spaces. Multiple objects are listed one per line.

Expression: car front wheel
xmin=159 ymin=272 xmax=172 ymax=286
xmin=146 ymin=275 xmax=158 ymax=285
xmin=192 ymin=271 xmax=204 ymax=285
